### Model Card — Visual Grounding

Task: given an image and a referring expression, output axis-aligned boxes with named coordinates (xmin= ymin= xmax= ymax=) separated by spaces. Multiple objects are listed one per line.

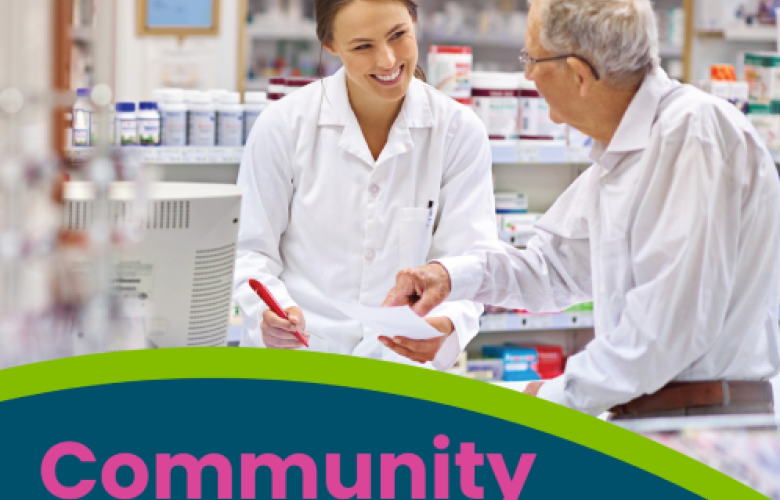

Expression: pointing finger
xmin=382 ymin=271 xmax=418 ymax=307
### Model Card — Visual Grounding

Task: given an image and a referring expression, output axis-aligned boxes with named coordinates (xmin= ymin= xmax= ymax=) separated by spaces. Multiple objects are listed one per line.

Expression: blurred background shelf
xmin=479 ymin=311 xmax=595 ymax=332
xmin=66 ymin=147 xmax=244 ymax=164
xmin=723 ymin=25 xmax=776 ymax=42
xmin=490 ymin=140 xmax=593 ymax=164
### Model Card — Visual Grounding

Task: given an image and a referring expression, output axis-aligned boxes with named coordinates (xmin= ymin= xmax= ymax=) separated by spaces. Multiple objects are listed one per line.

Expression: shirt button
xmin=365 ymin=249 xmax=376 ymax=260
xmin=369 ymin=183 xmax=380 ymax=196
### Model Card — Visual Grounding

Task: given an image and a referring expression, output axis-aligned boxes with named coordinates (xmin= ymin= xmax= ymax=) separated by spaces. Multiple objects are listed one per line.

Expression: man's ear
xmin=567 ymin=57 xmax=596 ymax=97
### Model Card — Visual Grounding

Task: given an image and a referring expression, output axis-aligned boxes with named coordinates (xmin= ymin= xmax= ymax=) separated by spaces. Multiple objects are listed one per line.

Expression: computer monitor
xmin=62 ymin=181 xmax=242 ymax=348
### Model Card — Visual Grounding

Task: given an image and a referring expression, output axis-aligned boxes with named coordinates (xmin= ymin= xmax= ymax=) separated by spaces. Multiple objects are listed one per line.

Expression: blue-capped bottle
xmin=114 ymin=102 xmax=138 ymax=146
xmin=138 ymin=102 xmax=161 ymax=146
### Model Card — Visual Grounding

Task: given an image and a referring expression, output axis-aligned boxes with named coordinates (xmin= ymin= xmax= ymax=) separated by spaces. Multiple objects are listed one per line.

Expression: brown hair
xmin=315 ymin=0 xmax=426 ymax=81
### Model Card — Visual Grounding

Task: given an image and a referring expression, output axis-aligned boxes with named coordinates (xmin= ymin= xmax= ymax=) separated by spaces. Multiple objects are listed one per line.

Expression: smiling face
xmin=324 ymin=0 xmax=418 ymax=103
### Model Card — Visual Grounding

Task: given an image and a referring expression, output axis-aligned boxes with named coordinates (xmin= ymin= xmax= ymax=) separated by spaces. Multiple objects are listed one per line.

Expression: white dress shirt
xmin=233 ymin=68 xmax=497 ymax=369
xmin=441 ymin=69 xmax=780 ymax=414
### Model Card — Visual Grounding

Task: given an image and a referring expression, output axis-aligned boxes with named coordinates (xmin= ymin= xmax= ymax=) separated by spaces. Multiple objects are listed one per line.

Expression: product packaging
xmin=73 ymin=88 xmax=93 ymax=147
xmin=482 ymin=344 xmax=565 ymax=381
xmin=519 ymin=77 xmax=567 ymax=140
xmin=244 ymin=91 xmax=269 ymax=144
xmin=428 ymin=45 xmax=473 ymax=99
xmin=187 ymin=91 xmax=216 ymax=147
xmin=158 ymin=89 xmax=188 ymax=147
xmin=747 ymin=101 xmax=780 ymax=150
xmin=137 ymin=102 xmax=161 ymax=146
xmin=216 ymin=92 xmax=244 ymax=147
xmin=471 ymin=71 xmax=522 ymax=140
xmin=114 ymin=102 xmax=138 ymax=146
xmin=494 ymin=192 xmax=528 ymax=213
xmin=268 ymin=78 xmax=286 ymax=101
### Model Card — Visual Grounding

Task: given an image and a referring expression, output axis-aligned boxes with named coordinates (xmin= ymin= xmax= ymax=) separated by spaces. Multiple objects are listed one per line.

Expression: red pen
xmin=248 ymin=279 xmax=309 ymax=348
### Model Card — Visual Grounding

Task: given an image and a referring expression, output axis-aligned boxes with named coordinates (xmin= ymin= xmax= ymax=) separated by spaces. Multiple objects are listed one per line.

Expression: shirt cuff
xmin=432 ymin=330 xmax=462 ymax=371
xmin=434 ymin=255 xmax=484 ymax=302
xmin=428 ymin=301 xmax=482 ymax=371
xmin=536 ymin=374 xmax=570 ymax=408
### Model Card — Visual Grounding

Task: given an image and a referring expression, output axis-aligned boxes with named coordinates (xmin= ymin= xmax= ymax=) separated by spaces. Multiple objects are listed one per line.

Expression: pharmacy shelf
xmin=65 ymin=147 xmax=244 ymax=164
xmin=66 ymin=143 xmax=590 ymax=166
xmin=479 ymin=311 xmax=594 ymax=332
xmin=724 ymin=25 xmax=776 ymax=42
xmin=490 ymin=140 xmax=592 ymax=164
xmin=419 ymin=32 xmax=524 ymax=49
xmin=702 ymin=24 xmax=778 ymax=42
xmin=245 ymin=24 xmax=318 ymax=41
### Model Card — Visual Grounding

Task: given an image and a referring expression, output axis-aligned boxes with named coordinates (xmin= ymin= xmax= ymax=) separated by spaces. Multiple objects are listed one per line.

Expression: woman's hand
xmin=378 ymin=316 xmax=454 ymax=364
xmin=260 ymin=306 xmax=311 ymax=349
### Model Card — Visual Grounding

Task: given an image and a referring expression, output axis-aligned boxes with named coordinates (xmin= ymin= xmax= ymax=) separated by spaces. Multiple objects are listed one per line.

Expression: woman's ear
xmin=323 ymin=42 xmax=338 ymax=57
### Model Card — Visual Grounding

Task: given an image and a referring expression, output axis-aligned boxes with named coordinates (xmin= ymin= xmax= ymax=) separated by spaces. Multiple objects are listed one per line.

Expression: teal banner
xmin=0 ymin=350 xmax=765 ymax=499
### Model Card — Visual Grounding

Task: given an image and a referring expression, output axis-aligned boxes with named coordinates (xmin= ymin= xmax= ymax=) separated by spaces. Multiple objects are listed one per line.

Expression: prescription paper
xmin=330 ymin=301 xmax=442 ymax=340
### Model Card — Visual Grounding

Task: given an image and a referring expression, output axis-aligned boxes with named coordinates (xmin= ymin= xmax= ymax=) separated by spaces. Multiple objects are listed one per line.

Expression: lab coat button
xmin=369 ymin=183 xmax=380 ymax=196
xmin=365 ymin=249 xmax=376 ymax=260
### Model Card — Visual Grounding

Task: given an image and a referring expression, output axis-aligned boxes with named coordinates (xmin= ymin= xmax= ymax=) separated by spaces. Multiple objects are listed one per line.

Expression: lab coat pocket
xmin=399 ymin=207 xmax=433 ymax=270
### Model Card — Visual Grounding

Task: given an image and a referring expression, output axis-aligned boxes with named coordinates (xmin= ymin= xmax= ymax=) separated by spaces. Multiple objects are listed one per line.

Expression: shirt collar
xmin=590 ymin=68 xmax=677 ymax=170
xmin=318 ymin=67 xmax=434 ymax=128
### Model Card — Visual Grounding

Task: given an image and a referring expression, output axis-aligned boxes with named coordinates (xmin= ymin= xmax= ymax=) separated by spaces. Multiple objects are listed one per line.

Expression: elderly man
xmin=381 ymin=0 xmax=780 ymax=418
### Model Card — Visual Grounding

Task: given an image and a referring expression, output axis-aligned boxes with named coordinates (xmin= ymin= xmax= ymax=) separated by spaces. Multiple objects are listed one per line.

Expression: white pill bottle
xmin=187 ymin=91 xmax=216 ymax=147
xmin=72 ymin=88 xmax=93 ymax=147
xmin=216 ymin=92 xmax=244 ymax=147
xmin=243 ymin=91 xmax=269 ymax=144
xmin=114 ymin=102 xmax=138 ymax=146
xmin=157 ymin=89 xmax=188 ymax=147
xmin=137 ymin=102 xmax=161 ymax=146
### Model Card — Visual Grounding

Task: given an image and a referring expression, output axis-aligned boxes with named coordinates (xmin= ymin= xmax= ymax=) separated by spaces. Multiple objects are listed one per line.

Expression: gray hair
xmin=530 ymin=0 xmax=660 ymax=88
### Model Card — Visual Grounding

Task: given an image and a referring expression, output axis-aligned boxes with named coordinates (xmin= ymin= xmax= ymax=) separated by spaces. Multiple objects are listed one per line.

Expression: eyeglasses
xmin=519 ymin=49 xmax=600 ymax=81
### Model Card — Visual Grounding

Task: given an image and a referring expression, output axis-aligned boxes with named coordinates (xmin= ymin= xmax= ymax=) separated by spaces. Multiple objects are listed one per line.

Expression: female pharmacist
xmin=233 ymin=0 xmax=496 ymax=369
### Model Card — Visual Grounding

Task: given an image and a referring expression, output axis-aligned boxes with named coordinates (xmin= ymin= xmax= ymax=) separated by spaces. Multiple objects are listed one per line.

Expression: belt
xmin=609 ymin=380 xmax=774 ymax=416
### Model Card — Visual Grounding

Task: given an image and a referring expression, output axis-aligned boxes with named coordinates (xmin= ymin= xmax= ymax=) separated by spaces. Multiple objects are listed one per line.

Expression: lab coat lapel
xmin=318 ymin=70 xmax=434 ymax=168
xmin=376 ymin=78 xmax=434 ymax=166
xmin=317 ymin=68 xmax=380 ymax=167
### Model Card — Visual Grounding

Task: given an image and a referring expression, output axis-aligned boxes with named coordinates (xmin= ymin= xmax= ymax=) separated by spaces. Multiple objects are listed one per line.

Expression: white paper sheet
xmin=330 ymin=300 xmax=442 ymax=340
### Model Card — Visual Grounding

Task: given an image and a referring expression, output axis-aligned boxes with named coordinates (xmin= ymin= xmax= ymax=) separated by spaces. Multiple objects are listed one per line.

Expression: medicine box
xmin=494 ymin=192 xmax=528 ymax=213
xmin=744 ymin=53 xmax=780 ymax=100
xmin=465 ymin=358 xmax=504 ymax=381
xmin=497 ymin=212 xmax=541 ymax=247
xmin=747 ymin=102 xmax=780 ymax=150
xmin=481 ymin=344 xmax=565 ymax=382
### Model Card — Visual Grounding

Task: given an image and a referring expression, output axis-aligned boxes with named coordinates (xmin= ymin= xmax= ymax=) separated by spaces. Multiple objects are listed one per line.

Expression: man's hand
xmin=378 ymin=316 xmax=455 ymax=364
xmin=260 ymin=306 xmax=311 ymax=349
xmin=523 ymin=381 xmax=544 ymax=397
xmin=382 ymin=263 xmax=452 ymax=317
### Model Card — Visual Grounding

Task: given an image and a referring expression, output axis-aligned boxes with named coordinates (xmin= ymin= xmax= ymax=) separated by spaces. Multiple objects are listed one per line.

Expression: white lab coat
xmin=233 ymin=68 xmax=497 ymax=369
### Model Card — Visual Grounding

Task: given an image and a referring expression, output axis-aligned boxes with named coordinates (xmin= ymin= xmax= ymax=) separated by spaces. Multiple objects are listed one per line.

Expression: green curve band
xmin=0 ymin=348 xmax=764 ymax=499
